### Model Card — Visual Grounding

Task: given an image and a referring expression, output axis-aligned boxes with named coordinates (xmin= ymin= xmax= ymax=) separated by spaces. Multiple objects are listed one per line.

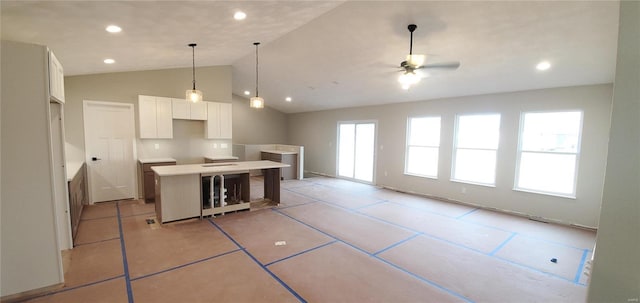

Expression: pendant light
xmin=186 ymin=43 xmax=203 ymax=103
xmin=250 ymin=42 xmax=265 ymax=109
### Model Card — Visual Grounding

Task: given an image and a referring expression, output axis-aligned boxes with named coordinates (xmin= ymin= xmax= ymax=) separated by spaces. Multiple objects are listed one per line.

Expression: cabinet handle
xmin=91 ymin=157 xmax=101 ymax=161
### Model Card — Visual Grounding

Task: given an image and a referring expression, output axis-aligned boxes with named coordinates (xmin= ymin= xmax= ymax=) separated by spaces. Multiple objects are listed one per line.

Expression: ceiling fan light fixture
xmin=398 ymin=71 xmax=421 ymax=87
xmin=406 ymin=54 xmax=425 ymax=67
xmin=186 ymin=43 xmax=202 ymax=103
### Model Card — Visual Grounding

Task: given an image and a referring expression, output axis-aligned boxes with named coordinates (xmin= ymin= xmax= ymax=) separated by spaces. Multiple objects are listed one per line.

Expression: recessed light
xmin=233 ymin=11 xmax=247 ymax=20
xmin=285 ymin=97 xmax=292 ymax=102
xmin=104 ymin=58 xmax=115 ymax=64
xmin=105 ymin=25 xmax=122 ymax=33
xmin=536 ymin=61 xmax=551 ymax=71
xmin=244 ymin=90 xmax=251 ymax=95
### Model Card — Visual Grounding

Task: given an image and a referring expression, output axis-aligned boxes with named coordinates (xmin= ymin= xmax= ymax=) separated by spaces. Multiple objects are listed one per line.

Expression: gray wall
xmin=64 ymin=66 xmax=233 ymax=164
xmin=288 ymin=84 xmax=612 ymax=228
xmin=231 ymin=94 xmax=288 ymax=144
xmin=588 ymin=1 xmax=640 ymax=301
xmin=65 ymin=66 xmax=289 ymax=164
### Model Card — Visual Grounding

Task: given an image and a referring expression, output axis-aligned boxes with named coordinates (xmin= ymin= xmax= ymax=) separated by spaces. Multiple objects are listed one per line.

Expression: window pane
xmin=522 ymin=111 xmax=581 ymax=152
xmin=409 ymin=117 xmax=441 ymax=146
xmin=517 ymin=152 xmax=576 ymax=194
xmin=354 ymin=123 xmax=375 ymax=182
xmin=407 ymin=146 xmax=439 ymax=177
xmin=457 ymin=114 xmax=501 ymax=149
xmin=338 ymin=124 xmax=355 ymax=178
xmin=453 ymin=149 xmax=497 ymax=184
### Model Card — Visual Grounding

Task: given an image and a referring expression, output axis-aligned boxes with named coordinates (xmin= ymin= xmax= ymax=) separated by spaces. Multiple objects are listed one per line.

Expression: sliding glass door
xmin=337 ymin=121 xmax=376 ymax=183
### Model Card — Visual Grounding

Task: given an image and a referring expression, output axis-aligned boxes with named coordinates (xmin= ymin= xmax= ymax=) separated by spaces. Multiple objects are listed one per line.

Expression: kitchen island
xmin=151 ymin=160 xmax=289 ymax=223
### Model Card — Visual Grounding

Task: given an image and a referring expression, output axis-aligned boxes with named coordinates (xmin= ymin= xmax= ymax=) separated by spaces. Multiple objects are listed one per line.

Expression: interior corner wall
xmin=288 ymin=84 xmax=613 ymax=228
xmin=64 ymin=66 xmax=232 ymax=164
xmin=588 ymin=1 xmax=640 ymax=301
xmin=231 ymin=94 xmax=288 ymax=144
xmin=1 ymin=41 xmax=62 ymax=297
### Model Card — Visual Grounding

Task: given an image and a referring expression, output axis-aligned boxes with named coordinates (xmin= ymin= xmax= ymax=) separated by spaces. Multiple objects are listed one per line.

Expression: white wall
xmin=288 ymin=84 xmax=612 ymax=228
xmin=1 ymin=41 xmax=63 ymax=297
xmin=588 ymin=1 xmax=640 ymax=301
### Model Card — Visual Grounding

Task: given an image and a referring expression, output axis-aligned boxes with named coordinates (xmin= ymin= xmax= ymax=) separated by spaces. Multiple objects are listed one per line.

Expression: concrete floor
xmin=24 ymin=176 xmax=595 ymax=302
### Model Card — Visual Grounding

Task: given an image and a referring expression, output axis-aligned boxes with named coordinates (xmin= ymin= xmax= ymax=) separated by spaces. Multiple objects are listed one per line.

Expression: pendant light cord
xmin=254 ymin=42 xmax=260 ymax=97
xmin=190 ymin=43 xmax=197 ymax=90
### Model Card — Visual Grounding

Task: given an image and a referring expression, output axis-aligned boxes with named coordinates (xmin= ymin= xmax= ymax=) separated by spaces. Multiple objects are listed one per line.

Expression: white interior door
xmin=337 ymin=121 xmax=376 ymax=183
xmin=83 ymin=100 xmax=136 ymax=203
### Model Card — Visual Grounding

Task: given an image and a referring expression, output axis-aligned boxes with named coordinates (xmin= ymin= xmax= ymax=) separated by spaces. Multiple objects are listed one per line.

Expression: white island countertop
xmin=152 ymin=160 xmax=289 ymax=177
xmin=139 ymin=158 xmax=177 ymax=164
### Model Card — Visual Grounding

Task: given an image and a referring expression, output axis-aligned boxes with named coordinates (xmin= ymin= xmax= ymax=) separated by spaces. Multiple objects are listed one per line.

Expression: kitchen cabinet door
xmin=48 ymin=51 xmax=65 ymax=103
xmin=219 ymin=103 xmax=232 ymax=138
xmin=190 ymin=101 xmax=208 ymax=120
xmin=155 ymin=97 xmax=173 ymax=138
xmin=171 ymin=99 xmax=190 ymax=119
xmin=205 ymin=102 xmax=232 ymax=139
xmin=139 ymin=95 xmax=174 ymax=139
xmin=139 ymin=96 xmax=158 ymax=138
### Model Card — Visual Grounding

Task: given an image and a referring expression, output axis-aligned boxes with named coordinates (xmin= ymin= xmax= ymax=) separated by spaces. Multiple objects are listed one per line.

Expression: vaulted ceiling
xmin=1 ymin=1 xmax=620 ymax=113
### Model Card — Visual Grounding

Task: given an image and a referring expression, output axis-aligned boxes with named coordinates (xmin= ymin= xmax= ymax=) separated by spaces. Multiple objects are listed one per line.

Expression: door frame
xmin=335 ymin=120 xmax=378 ymax=184
xmin=82 ymin=100 xmax=138 ymax=204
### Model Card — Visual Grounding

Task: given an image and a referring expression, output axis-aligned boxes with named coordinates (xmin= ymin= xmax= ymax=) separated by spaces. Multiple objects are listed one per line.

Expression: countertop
xmin=261 ymin=149 xmax=298 ymax=155
xmin=152 ymin=160 xmax=289 ymax=177
xmin=66 ymin=161 xmax=84 ymax=181
xmin=204 ymin=155 xmax=239 ymax=161
xmin=139 ymin=157 xmax=177 ymax=164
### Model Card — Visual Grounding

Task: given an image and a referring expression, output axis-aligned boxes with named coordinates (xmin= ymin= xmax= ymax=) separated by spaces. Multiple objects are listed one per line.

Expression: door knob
xmin=91 ymin=157 xmax=102 ymax=161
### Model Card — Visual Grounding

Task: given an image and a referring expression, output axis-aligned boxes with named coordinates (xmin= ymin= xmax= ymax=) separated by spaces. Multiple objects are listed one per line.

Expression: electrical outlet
xmin=384 ymin=171 xmax=388 ymax=176
xmin=461 ymin=187 xmax=467 ymax=194
xmin=221 ymin=143 xmax=228 ymax=148
xmin=213 ymin=143 xmax=218 ymax=149
xmin=154 ymin=143 xmax=160 ymax=150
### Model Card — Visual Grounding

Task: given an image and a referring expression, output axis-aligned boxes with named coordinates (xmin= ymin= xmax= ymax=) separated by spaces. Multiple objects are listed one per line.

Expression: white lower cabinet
xmin=206 ymin=102 xmax=232 ymax=139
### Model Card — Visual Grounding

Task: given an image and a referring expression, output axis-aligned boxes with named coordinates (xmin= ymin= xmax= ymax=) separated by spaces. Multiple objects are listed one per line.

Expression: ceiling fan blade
xmin=419 ymin=61 xmax=461 ymax=70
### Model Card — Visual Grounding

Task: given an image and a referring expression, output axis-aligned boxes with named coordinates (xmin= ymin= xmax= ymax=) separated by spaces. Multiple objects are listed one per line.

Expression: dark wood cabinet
xmin=68 ymin=163 xmax=87 ymax=246
xmin=140 ymin=161 xmax=176 ymax=203
xmin=261 ymin=151 xmax=297 ymax=180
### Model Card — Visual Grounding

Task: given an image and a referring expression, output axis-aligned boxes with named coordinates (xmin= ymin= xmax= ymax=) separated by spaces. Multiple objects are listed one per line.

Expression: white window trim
xmin=450 ymin=113 xmax=501 ymax=187
xmin=513 ymin=110 xmax=583 ymax=198
xmin=404 ymin=116 xmax=441 ymax=179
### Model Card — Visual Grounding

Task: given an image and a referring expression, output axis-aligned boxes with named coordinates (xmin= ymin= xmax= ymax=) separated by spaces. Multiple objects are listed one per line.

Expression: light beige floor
xmin=23 ymin=176 xmax=595 ymax=302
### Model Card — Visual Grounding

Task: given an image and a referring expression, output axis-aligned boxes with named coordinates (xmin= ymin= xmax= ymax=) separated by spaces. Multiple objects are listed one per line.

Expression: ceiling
xmin=1 ymin=1 xmax=620 ymax=114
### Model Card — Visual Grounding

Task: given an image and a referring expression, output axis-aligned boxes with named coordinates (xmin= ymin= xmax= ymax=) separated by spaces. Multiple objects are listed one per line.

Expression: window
xmin=515 ymin=111 xmax=582 ymax=197
xmin=452 ymin=114 xmax=501 ymax=185
xmin=405 ymin=116 xmax=441 ymax=178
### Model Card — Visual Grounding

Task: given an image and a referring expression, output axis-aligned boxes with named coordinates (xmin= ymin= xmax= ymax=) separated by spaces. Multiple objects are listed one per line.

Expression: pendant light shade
xmin=186 ymin=43 xmax=203 ymax=103
xmin=250 ymin=42 xmax=264 ymax=109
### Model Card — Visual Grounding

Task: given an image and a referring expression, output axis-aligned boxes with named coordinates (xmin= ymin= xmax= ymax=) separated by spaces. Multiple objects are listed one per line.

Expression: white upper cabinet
xmin=206 ymin=102 xmax=232 ymax=139
xmin=190 ymin=101 xmax=208 ymax=120
xmin=172 ymin=99 xmax=207 ymax=120
xmin=48 ymin=50 xmax=65 ymax=103
xmin=155 ymin=97 xmax=173 ymax=137
xmin=139 ymin=95 xmax=173 ymax=139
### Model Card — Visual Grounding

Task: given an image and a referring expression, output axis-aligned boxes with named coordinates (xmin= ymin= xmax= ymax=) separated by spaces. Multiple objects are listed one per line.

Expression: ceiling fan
xmin=397 ymin=24 xmax=460 ymax=90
